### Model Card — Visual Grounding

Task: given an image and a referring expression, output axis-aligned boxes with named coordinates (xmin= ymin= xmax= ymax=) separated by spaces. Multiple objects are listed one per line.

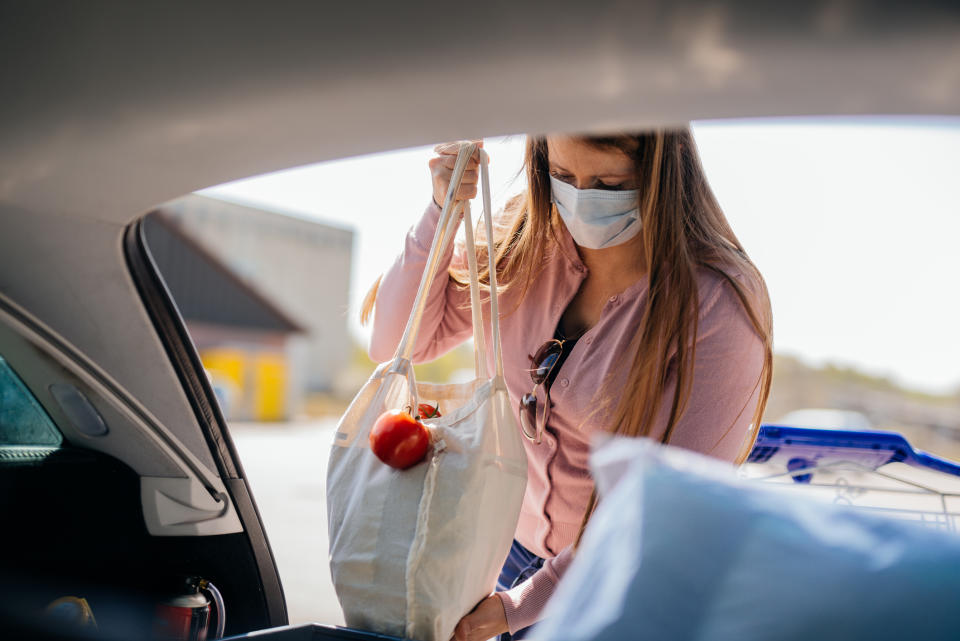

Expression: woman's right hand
xmin=429 ymin=140 xmax=483 ymax=209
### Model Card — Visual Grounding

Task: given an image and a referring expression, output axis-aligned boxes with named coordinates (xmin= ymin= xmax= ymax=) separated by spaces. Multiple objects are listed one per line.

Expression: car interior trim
xmin=123 ymin=217 xmax=288 ymax=625
xmin=124 ymin=218 xmax=241 ymax=479
xmin=0 ymin=291 xmax=230 ymax=501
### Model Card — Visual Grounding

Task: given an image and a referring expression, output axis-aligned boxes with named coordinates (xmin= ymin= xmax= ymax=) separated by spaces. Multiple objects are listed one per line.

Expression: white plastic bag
xmin=326 ymin=143 xmax=527 ymax=641
xmin=532 ymin=437 xmax=960 ymax=641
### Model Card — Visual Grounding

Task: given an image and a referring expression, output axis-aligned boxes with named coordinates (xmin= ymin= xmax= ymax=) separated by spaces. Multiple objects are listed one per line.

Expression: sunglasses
xmin=519 ymin=338 xmax=571 ymax=444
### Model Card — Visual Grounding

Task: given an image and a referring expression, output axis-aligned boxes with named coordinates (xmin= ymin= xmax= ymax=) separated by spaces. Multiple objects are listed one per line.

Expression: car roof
xmin=0 ymin=1 xmax=958 ymax=495
xmin=2 ymin=1 xmax=959 ymax=225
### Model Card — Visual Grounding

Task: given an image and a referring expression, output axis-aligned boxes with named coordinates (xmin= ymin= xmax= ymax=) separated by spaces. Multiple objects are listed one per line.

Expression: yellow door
xmin=254 ymin=352 xmax=287 ymax=422
xmin=201 ymin=348 xmax=246 ymax=391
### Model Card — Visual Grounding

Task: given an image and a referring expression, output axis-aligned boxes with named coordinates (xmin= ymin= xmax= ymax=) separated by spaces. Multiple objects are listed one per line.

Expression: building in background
xmin=143 ymin=213 xmax=304 ymax=420
xmin=146 ymin=194 xmax=354 ymax=420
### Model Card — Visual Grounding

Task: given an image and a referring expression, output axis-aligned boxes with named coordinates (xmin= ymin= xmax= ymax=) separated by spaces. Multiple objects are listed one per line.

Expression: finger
xmin=431 ymin=174 xmax=477 ymax=195
xmin=434 ymin=139 xmax=482 ymax=152
xmin=435 ymin=155 xmax=481 ymax=172
xmin=464 ymin=139 xmax=484 ymax=161
xmin=434 ymin=141 xmax=484 ymax=162
xmin=431 ymin=167 xmax=477 ymax=184
xmin=435 ymin=154 xmax=475 ymax=170
xmin=432 ymin=184 xmax=476 ymax=204
xmin=456 ymin=185 xmax=478 ymax=200
xmin=433 ymin=141 xmax=458 ymax=155
xmin=434 ymin=142 xmax=470 ymax=156
xmin=440 ymin=189 xmax=478 ymax=203
xmin=434 ymin=158 xmax=479 ymax=179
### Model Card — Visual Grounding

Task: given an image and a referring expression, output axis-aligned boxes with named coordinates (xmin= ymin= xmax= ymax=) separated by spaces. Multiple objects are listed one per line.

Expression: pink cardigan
xmin=368 ymin=202 xmax=766 ymax=633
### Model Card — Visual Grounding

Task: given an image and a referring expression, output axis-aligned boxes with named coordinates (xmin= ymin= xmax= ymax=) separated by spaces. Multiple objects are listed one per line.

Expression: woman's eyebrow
xmin=548 ymin=162 xmax=633 ymax=178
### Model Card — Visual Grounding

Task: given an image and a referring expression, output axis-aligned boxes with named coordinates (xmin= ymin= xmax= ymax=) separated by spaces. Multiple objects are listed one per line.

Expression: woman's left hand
xmin=451 ymin=594 xmax=509 ymax=641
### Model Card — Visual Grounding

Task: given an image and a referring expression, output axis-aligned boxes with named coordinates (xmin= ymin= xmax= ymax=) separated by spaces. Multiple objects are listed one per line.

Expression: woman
xmin=363 ymin=130 xmax=773 ymax=641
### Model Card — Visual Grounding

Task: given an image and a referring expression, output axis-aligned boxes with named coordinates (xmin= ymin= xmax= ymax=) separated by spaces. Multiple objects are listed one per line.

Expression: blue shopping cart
xmin=742 ymin=425 xmax=960 ymax=533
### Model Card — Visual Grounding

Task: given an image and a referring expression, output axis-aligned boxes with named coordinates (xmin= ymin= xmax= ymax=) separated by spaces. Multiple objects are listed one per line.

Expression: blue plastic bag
xmin=531 ymin=437 xmax=960 ymax=641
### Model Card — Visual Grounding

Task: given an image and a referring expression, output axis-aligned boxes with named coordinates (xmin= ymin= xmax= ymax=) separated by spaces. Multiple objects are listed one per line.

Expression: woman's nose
xmin=571 ymin=177 xmax=594 ymax=190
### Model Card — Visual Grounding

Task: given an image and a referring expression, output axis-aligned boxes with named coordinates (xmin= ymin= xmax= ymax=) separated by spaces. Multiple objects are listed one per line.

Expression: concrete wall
xmin=162 ymin=194 xmax=354 ymax=414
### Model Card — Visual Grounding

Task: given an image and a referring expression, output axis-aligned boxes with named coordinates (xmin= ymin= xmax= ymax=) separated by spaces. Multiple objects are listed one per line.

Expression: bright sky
xmin=200 ymin=118 xmax=960 ymax=395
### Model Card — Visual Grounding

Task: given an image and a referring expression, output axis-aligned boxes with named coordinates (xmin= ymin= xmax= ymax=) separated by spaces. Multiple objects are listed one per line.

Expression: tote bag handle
xmin=392 ymin=143 xmax=505 ymax=386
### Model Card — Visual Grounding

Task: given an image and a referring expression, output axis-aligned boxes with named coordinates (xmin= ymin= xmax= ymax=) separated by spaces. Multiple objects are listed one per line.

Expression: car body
xmin=1 ymin=2 xmax=959 ymax=639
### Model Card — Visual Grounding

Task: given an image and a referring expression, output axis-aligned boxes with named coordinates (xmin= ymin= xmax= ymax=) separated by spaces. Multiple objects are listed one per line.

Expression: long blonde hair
xmin=362 ymin=129 xmax=774 ymax=543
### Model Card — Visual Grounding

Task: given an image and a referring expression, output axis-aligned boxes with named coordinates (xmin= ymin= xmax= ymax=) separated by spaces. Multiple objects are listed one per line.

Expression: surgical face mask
xmin=549 ymin=176 xmax=641 ymax=249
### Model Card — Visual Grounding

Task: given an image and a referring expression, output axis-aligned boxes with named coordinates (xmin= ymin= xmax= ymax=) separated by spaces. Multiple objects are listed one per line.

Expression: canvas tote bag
xmin=327 ymin=142 xmax=528 ymax=641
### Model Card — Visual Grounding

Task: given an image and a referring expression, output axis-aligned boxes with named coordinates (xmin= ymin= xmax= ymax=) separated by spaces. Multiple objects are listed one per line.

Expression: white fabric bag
xmin=531 ymin=437 xmax=960 ymax=641
xmin=327 ymin=143 xmax=528 ymax=641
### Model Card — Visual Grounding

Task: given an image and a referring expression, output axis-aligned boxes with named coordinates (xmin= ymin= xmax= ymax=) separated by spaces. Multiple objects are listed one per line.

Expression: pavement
xmin=230 ymin=419 xmax=345 ymax=626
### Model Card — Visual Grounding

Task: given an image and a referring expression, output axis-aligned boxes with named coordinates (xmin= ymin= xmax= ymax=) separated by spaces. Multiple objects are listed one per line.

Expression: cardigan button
xmin=560 ymin=378 xmax=569 ymax=387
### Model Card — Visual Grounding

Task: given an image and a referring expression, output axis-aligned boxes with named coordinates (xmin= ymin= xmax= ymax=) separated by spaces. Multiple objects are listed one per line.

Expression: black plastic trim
xmin=228 ymin=478 xmax=290 ymax=628
xmin=124 ymin=221 xmax=238 ymax=478
xmin=122 ymin=217 xmax=288 ymax=628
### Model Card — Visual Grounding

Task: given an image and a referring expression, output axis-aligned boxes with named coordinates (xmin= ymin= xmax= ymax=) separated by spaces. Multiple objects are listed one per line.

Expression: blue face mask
xmin=549 ymin=176 xmax=641 ymax=249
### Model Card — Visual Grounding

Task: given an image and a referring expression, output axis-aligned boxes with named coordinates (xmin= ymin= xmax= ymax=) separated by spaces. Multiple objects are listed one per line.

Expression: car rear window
xmin=0 ymin=355 xmax=62 ymax=447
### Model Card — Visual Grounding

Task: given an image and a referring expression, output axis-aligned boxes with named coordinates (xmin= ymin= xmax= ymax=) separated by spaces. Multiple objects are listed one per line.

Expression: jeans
xmin=496 ymin=539 xmax=545 ymax=641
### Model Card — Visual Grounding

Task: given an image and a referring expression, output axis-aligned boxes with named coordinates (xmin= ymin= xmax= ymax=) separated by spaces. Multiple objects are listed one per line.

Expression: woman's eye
xmin=599 ymin=182 xmax=625 ymax=190
xmin=550 ymin=172 xmax=574 ymax=184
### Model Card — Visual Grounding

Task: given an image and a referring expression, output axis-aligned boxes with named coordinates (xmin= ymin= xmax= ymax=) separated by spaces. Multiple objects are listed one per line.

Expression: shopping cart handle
xmin=913 ymin=450 xmax=960 ymax=477
xmin=748 ymin=425 xmax=960 ymax=478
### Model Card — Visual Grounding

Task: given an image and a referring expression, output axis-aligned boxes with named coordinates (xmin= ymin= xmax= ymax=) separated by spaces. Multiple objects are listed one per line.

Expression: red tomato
xmin=417 ymin=403 xmax=441 ymax=419
xmin=369 ymin=409 xmax=430 ymax=469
